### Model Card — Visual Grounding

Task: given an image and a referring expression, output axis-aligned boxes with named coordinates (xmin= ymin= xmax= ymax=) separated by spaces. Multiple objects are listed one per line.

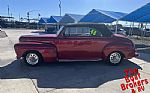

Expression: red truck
xmin=14 ymin=23 xmax=138 ymax=66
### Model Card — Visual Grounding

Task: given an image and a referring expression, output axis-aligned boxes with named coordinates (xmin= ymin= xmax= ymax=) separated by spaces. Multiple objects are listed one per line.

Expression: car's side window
xmin=64 ymin=27 xmax=102 ymax=37
xmin=89 ymin=28 xmax=102 ymax=37
xmin=65 ymin=27 xmax=78 ymax=36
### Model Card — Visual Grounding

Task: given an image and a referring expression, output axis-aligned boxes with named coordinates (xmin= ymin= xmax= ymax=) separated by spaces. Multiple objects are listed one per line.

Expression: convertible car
xmin=14 ymin=23 xmax=138 ymax=66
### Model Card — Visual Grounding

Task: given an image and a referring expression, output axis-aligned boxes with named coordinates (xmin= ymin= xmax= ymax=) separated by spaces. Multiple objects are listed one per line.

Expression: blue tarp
xmin=80 ymin=9 xmax=127 ymax=23
xmin=136 ymin=14 xmax=150 ymax=22
xmin=38 ymin=16 xmax=62 ymax=24
xmin=47 ymin=16 xmax=62 ymax=23
xmin=60 ymin=14 xmax=84 ymax=23
xmin=38 ymin=17 xmax=50 ymax=24
xmin=121 ymin=2 xmax=150 ymax=22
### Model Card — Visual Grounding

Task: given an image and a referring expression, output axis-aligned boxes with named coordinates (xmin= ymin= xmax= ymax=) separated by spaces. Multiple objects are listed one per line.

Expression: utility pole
xmin=8 ymin=5 xmax=10 ymax=17
xmin=58 ymin=0 xmax=62 ymax=30
xmin=59 ymin=0 xmax=62 ymax=16
xmin=27 ymin=12 xmax=30 ymax=28
xmin=19 ymin=13 xmax=20 ymax=21
xmin=37 ymin=13 xmax=40 ymax=29
xmin=8 ymin=5 xmax=10 ymax=21
xmin=27 ymin=12 xmax=30 ymax=23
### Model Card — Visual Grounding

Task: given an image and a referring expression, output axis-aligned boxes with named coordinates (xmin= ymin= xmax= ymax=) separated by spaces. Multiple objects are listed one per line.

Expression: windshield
xmin=56 ymin=26 xmax=64 ymax=36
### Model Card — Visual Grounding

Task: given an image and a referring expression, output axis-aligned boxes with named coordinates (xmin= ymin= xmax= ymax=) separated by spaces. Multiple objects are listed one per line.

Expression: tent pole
xmin=115 ymin=20 xmax=118 ymax=34
xmin=45 ymin=22 xmax=47 ymax=31
xmin=145 ymin=23 xmax=147 ymax=29
xmin=140 ymin=23 xmax=144 ymax=45
xmin=131 ymin=22 xmax=134 ymax=36
xmin=129 ymin=22 xmax=132 ymax=36
xmin=144 ymin=23 xmax=147 ymax=37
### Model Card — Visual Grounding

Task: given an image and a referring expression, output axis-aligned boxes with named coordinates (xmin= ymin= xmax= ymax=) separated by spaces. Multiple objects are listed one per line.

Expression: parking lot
xmin=0 ymin=29 xmax=150 ymax=93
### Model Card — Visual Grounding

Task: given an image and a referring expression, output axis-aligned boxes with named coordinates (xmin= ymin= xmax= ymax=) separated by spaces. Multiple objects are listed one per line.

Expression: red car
xmin=14 ymin=23 xmax=138 ymax=66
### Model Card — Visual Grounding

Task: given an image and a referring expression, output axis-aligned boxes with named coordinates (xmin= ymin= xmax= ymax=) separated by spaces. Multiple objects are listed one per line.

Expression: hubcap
xmin=26 ymin=53 xmax=39 ymax=65
xmin=109 ymin=52 xmax=121 ymax=64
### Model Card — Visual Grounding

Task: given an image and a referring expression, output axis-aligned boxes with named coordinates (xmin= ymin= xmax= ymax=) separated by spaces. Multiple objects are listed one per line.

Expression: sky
xmin=0 ymin=0 xmax=150 ymax=20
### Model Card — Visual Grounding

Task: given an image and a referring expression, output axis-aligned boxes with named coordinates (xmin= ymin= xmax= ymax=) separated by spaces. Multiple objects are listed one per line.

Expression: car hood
xmin=112 ymin=34 xmax=127 ymax=38
xmin=112 ymin=34 xmax=134 ymax=47
xmin=19 ymin=34 xmax=57 ymax=42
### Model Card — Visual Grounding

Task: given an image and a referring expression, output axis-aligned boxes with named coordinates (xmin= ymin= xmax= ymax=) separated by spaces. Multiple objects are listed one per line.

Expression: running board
xmin=59 ymin=59 xmax=102 ymax=62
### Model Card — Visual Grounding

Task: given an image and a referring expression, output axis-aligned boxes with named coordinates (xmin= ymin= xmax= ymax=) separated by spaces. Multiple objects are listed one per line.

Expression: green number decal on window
xmin=90 ymin=28 xmax=97 ymax=36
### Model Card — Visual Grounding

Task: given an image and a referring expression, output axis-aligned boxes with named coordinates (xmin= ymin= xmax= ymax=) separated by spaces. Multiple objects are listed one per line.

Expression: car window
xmin=65 ymin=27 xmax=102 ymax=37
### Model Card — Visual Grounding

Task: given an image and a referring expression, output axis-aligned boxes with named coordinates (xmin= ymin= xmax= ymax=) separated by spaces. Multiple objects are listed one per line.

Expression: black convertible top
xmin=64 ymin=23 xmax=113 ymax=37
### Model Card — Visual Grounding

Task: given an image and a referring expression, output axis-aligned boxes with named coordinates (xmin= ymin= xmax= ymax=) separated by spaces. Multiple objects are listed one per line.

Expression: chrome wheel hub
xmin=110 ymin=52 xmax=121 ymax=64
xmin=26 ymin=53 xmax=39 ymax=65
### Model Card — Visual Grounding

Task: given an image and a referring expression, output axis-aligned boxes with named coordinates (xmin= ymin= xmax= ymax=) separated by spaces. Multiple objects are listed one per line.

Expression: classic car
xmin=14 ymin=23 xmax=138 ymax=66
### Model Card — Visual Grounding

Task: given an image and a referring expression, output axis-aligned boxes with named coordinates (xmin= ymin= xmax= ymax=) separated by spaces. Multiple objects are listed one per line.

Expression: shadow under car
xmin=0 ymin=59 xmax=142 ymax=88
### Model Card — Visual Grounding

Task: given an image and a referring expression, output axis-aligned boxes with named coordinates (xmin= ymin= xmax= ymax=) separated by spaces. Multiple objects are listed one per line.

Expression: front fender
xmin=14 ymin=42 xmax=57 ymax=62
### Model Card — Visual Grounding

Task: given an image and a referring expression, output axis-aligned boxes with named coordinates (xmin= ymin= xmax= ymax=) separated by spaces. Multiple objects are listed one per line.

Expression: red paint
xmin=14 ymin=24 xmax=138 ymax=62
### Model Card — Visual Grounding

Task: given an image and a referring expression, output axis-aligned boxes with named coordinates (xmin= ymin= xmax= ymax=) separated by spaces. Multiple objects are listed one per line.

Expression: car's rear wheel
xmin=24 ymin=52 xmax=42 ymax=66
xmin=108 ymin=52 xmax=123 ymax=65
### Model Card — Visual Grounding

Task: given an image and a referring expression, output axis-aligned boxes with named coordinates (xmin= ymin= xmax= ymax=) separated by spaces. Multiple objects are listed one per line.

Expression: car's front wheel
xmin=24 ymin=52 xmax=42 ymax=66
xmin=108 ymin=52 xmax=123 ymax=65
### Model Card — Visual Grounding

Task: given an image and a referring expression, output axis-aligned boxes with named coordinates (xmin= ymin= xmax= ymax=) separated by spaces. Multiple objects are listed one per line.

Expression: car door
xmin=56 ymin=26 xmax=108 ymax=60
